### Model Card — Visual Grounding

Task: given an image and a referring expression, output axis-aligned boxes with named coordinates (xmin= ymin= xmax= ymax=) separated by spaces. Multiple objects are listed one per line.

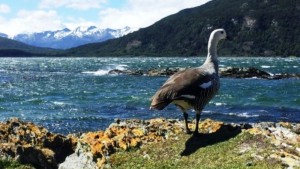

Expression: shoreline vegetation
xmin=0 ymin=118 xmax=299 ymax=169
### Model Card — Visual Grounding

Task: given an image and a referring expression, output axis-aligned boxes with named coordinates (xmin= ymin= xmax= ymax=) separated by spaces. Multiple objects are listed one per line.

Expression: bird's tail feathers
xmin=150 ymin=101 xmax=169 ymax=110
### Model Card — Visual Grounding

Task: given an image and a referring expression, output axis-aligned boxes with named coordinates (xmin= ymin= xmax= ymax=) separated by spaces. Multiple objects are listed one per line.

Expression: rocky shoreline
xmin=108 ymin=67 xmax=300 ymax=79
xmin=0 ymin=118 xmax=299 ymax=169
xmin=0 ymin=118 xmax=77 ymax=169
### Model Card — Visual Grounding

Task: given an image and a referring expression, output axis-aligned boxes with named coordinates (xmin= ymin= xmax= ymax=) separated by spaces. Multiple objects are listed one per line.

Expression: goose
xmin=150 ymin=29 xmax=228 ymax=135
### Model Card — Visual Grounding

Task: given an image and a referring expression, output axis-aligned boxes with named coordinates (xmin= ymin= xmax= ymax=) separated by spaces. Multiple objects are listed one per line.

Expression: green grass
xmin=110 ymin=131 xmax=283 ymax=169
xmin=0 ymin=158 xmax=34 ymax=169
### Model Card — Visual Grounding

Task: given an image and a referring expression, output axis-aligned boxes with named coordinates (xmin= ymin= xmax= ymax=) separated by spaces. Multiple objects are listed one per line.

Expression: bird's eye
xmin=220 ymin=31 xmax=224 ymax=34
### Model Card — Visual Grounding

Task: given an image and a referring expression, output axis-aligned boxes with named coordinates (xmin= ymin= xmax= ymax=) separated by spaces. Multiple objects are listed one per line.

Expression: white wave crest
xmin=53 ymin=101 xmax=65 ymax=105
xmin=228 ymin=112 xmax=260 ymax=118
xmin=108 ymin=64 xmax=128 ymax=70
xmin=215 ymin=102 xmax=227 ymax=106
xmin=82 ymin=64 xmax=128 ymax=76
xmin=82 ymin=70 xmax=110 ymax=76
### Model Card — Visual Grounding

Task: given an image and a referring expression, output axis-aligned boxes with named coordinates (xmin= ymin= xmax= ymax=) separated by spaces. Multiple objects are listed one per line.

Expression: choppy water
xmin=0 ymin=57 xmax=299 ymax=134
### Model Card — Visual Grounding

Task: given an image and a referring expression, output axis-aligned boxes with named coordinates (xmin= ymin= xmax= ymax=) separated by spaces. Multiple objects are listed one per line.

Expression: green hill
xmin=68 ymin=0 xmax=300 ymax=57
xmin=0 ymin=37 xmax=63 ymax=57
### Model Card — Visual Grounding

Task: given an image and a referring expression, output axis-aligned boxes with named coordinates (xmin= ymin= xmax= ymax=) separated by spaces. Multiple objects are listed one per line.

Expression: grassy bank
xmin=0 ymin=158 xmax=33 ymax=169
xmin=110 ymin=131 xmax=284 ymax=169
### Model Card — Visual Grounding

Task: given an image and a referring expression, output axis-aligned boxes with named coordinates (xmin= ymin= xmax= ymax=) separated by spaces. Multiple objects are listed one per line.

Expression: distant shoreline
xmin=0 ymin=54 xmax=299 ymax=58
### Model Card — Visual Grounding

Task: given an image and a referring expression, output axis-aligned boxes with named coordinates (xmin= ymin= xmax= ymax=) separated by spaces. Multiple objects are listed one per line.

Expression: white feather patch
xmin=181 ymin=95 xmax=196 ymax=99
xmin=199 ymin=81 xmax=212 ymax=89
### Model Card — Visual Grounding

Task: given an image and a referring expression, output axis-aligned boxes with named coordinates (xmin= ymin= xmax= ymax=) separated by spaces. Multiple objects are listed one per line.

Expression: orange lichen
xmin=0 ymin=118 xmax=77 ymax=168
xmin=199 ymin=118 xmax=224 ymax=133
xmin=132 ymin=128 xmax=145 ymax=137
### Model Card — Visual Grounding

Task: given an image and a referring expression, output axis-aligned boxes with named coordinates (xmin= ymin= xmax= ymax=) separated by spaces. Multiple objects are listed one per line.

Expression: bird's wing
xmin=150 ymin=68 xmax=213 ymax=110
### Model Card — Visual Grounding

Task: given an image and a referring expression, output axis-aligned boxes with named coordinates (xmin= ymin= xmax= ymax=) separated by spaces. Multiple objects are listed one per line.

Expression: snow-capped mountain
xmin=9 ymin=26 xmax=135 ymax=49
xmin=0 ymin=33 xmax=8 ymax=38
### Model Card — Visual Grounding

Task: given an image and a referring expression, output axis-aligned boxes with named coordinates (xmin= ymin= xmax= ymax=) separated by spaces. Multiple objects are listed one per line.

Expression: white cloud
xmin=39 ymin=0 xmax=107 ymax=10
xmin=0 ymin=4 xmax=10 ymax=13
xmin=64 ymin=17 xmax=97 ymax=29
xmin=98 ymin=0 xmax=209 ymax=29
xmin=0 ymin=0 xmax=210 ymax=36
xmin=0 ymin=10 xmax=64 ymax=36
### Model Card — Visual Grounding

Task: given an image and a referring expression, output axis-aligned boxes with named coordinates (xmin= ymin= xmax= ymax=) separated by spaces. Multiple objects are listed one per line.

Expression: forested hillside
xmin=0 ymin=37 xmax=62 ymax=56
xmin=68 ymin=0 xmax=300 ymax=57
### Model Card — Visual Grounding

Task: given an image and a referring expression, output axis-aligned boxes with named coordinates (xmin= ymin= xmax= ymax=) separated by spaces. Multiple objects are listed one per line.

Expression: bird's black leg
xmin=194 ymin=111 xmax=201 ymax=136
xmin=183 ymin=112 xmax=191 ymax=134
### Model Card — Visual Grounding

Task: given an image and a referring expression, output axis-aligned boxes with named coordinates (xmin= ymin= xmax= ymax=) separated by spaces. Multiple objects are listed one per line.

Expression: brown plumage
xmin=150 ymin=29 xmax=228 ymax=135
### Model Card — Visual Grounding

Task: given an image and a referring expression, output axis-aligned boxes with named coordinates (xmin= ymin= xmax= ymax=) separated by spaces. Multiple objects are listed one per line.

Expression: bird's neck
xmin=206 ymin=37 xmax=219 ymax=62
xmin=203 ymin=38 xmax=219 ymax=72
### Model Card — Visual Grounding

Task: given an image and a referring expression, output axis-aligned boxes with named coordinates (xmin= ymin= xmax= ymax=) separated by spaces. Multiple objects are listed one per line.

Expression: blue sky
xmin=0 ymin=0 xmax=209 ymax=36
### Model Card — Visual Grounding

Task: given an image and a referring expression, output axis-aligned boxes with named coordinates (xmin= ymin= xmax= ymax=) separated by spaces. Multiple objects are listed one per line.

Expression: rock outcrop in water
xmin=108 ymin=67 xmax=300 ymax=79
xmin=1 ymin=118 xmax=299 ymax=168
xmin=220 ymin=67 xmax=300 ymax=79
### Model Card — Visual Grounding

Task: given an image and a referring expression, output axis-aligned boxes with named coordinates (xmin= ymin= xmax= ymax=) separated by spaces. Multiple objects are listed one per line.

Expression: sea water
xmin=0 ymin=57 xmax=299 ymax=134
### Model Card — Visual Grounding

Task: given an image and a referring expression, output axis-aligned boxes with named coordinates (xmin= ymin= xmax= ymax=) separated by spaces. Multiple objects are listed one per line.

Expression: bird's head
xmin=210 ymin=28 xmax=227 ymax=42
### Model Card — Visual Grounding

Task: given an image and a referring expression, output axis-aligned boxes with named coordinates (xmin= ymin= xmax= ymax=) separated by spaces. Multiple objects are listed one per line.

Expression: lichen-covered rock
xmin=0 ymin=118 xmax=77 ymax=169
xmin=16 ymin=145 xmax=57 ymax=169
xmin=58 ymin=142 xmax=98 ymax=169
xmin=245 ymin=122 xmax=300 ymax=168
xmin=59 ymin=118 xmax=187 ymax=168
xmin=199 ymin=118 xmax=224 ymax=133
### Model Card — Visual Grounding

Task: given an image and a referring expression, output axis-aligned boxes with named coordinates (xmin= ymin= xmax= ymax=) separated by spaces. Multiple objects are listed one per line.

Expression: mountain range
xmin=0 ymin=26 xmax=135 ymax=49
